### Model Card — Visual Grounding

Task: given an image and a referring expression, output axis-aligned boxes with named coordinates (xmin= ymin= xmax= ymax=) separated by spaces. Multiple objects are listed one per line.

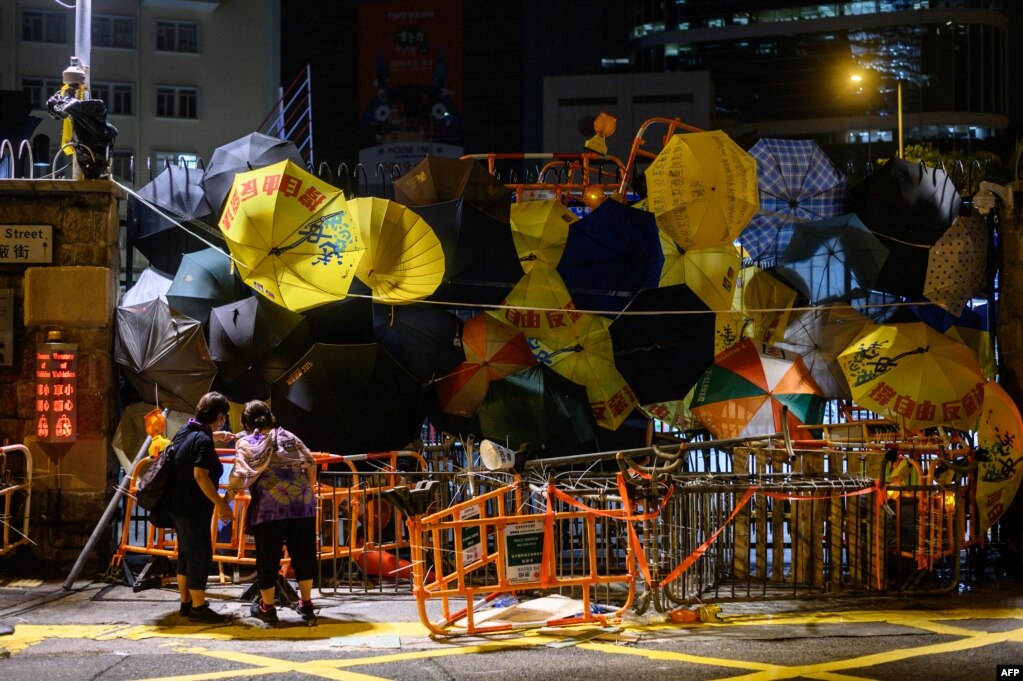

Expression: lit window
xmin=92 ymin=82 xmax=134 ymax=116
xmin=156 ymin=20 xmax=199 ymax=53
xmin=155 ymin=86 xmax=198 ymax=119
xmin=708 ymin=18 xmax=725 ymax=28
xmin=22 ymin=9 xmax=67 ymax=44
xmin=154 ymin=152 xmax=200 ymax=170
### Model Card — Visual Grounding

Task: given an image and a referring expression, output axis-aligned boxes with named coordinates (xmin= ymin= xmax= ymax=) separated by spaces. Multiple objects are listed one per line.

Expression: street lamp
xmin=849 ymin=70 xmax=903 ymax=159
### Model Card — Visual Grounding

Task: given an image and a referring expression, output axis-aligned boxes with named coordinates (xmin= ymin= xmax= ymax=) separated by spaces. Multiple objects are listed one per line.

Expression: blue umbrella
xmin=165 ymin=247 xmax=247 ymax=323
xmin=556 ymin=199 xmax=663 ymax=313
xmin=775 ymin=214 xmax=889 ymax=305
xmin=739 ymin=139 xmax=846 ymax=264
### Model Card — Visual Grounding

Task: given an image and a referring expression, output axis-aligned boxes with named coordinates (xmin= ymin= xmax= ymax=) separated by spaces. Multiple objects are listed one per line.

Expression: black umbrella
xmin=393 ymin=156 xmax=511 ymax=223
xmin=208 ymin=296 xmax=313 ymax=402
xmin=609 ymin=284 xmax=716 ymax=405
xmin=270 ymin=343 xmax=425 ymax=454
xmin=165 ymin=247 xmax=248 ymax=324
xmin=373 ymin=303 xmax=465 ymax=383
xmin=114 ymin=298 xmax=217 ymax=413
xmin=411 ymin=199 xmax=523 ymax=305
xmin=476 ymin=364 xmax=598 ymax=456
xmin=128 ymin=165 xmax=224 ymax=274
xmin=300 ymin=279 xmax=376 ymax=344
xmin=45 ymin=96 xmax=117 ymax=179
xmin=847 ymin=158 xmax=962 ymax=298
xmin=556 ymin=199 xmax=663 ymax=313
xmin=200 ymin=132 xmax=304 ymax=215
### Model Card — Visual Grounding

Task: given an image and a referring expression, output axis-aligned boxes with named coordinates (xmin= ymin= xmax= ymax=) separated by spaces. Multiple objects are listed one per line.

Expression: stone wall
xmin=0 ymin=180 xmax=122 ymax=571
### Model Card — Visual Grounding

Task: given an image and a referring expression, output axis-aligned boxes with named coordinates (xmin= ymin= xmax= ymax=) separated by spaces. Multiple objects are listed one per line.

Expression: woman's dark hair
xmin=195 ymin=391 xmax=230 ymax=425
xmin=241 ymin=400 xmax=275 ymax=432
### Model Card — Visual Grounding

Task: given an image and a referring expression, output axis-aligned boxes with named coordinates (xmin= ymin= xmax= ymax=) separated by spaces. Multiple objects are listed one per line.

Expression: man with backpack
xmin=163 ymin=392 xmax=235 ymax=623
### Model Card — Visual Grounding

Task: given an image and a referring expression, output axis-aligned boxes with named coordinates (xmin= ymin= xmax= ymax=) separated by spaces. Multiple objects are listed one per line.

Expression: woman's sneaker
xmin=295 ymin=599 xmax=316 ymax=622
xmin=249 ymin=599 xmax=279 ymax=625
xmin=187 ymin=603 xmax=229 ymax=624
xmin=178 ymin=602 xmax=191 ymax=617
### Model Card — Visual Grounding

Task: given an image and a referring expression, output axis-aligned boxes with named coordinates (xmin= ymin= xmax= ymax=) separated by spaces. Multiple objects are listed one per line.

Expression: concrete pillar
xmin=0 ymin=179 xmax=123 ymax=569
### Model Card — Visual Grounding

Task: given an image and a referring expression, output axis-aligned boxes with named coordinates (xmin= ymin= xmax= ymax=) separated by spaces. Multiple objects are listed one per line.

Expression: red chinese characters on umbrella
xmin=865 ymin=379 xmax=984 ymax=425
xmin=221 ymin=167 xmax=331 ymax=231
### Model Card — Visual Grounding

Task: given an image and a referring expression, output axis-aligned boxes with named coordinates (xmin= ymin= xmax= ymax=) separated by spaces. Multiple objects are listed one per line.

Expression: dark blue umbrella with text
xmin=165 ymin=247 xmax=248 ymax=324
xmin=609 ymin=284 xmax=715 ymax=405
xmin=410 ymin=198 xmax=523 ymax=305
xmin=208 ymin=296 xmax=313 ymax=401
xmin=373 ymin=303 xmax=465 ymax=384
xmin=774 ymin=213 xmax=889 ymax=305
xmin=557 ymin=199 xmax=663 ymax=313
xmin=128 ymin=164 xmax=224 ymax=275
xmin=270 ymin=343 xmax=424 ymax=454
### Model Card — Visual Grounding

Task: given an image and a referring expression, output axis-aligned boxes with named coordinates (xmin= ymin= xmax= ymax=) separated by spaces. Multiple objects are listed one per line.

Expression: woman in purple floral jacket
xmin=224 ymin=400 xmax=318 ymax=624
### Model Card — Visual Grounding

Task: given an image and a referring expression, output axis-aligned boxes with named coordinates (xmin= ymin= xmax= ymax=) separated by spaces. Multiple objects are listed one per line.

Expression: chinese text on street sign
xmin=0 ymin=225 xmax=53 ymax=263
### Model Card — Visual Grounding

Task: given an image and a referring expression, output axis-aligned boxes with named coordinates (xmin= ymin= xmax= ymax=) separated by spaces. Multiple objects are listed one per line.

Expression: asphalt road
xmin=1 ymin=577 xmax=1022 ymax=680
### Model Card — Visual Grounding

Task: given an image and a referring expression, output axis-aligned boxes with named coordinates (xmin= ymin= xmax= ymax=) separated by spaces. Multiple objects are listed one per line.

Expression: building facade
xmin=0 ymin=0 xmax=281 ymax=182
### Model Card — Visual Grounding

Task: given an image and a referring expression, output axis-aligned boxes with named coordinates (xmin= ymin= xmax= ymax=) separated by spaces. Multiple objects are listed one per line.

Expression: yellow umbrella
xmin=350 ymin=197 xmax=446 ymax=304
xmin=742 ymin=266 xmax=796 ymax=346
xmin=509 ymin=199 xmax=578 ymax=270
xmin=976 ymin=381 xmax=1023 ymax=533
xmin=219 ymin=160 xmax=363 ymax=312
xmin=529 ymin=313 xmax=638 ymax=431
xmin=645 ymin=130 xmax=759 ymax=249
xmin=491 ymin=263 xmax=582 ymax=335
xmin=659 ymin=233 xmax=740 ymax=311
xmin=837 ymin=322 xmax=986 ymax=430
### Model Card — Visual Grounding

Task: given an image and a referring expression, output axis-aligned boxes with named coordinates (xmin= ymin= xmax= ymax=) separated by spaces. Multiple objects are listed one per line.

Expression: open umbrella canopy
xmin=219 ymin=160 xmax=364 ymax=312
xmin=392 ymin=156 xmax=512 ymax=223
xmin=976 ymin=381 xmax=1023 ymax=533
xmin=129 ymin=164 xmax=225 ymax=275
xmin=690 ymin=339 xmax=825 ymax=440
xmin=165 ymin=247 xmax=247 ymax=323
xmin=300 ymin=282 xmax=376 ymax=344
xmin=658 ymin=235 xmax=741 ymax=312
xmin=922 ymin=215 xmax=987 ymax=316
xmin=270 ymin=343 xmax=424 ymax=454
xmin=201 ymin=131 xmax=305 ymax=215
xmin=208 ymin=295 xmax=313 ymax=402
xmin=775 ymin=213 xmax=889 ymax=305
xmin=741 ymin=266 xmax=797 ymax=345
xmin=609 ymin=284 xmax=716 ymax=405
xmin=645 ymin=130 xmax=759 ymax=250
xmin=114 ymin=298 xmax=217 ymax=413
xmin=510 ymin=198 xmax=577 ymax=270
xmin=912 ymin=301 xmax=995 ymax=378
xmin=350 ymin=196 xmax=446 ymax=304
xmin=837 ymin=322 xmax=986 ymax=430
xmin=556 ymin=199 xmax=663 ymax=313
xmin=411 ymin=198 xmax=523 ymax=305
xmin=773 ymin=304 xmax=874 ymax=400
xmin=121 ymin=266 xmax=172 ymax=307
xmin=476 ymin=364 xmax=597 ymax=456
xmin=493 ymin=264 xmax=581 ymax=335
xmin=373 ymin=303 xmax=465 ymax=384
xmin=739 ymin=138 xmax=847 ymax=263
xmin=435 ymin=313 xmax=537 ymax=418
xmin=528 ymin=313 xmax=638 ymax=431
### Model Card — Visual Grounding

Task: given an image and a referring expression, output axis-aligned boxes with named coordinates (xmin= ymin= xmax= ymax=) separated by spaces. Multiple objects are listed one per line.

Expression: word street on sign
xmin=35 ymin=340 xmax=78 ymax=443
xmin=0 ymin=225 xmax=53 ymax=263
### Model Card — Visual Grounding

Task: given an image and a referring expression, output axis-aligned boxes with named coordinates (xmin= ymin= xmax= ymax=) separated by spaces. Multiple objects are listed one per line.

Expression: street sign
xmin=0 ymin=225 xmax=53 ymax=263
xmin=503 ymin=519 xmax=544 ymax=584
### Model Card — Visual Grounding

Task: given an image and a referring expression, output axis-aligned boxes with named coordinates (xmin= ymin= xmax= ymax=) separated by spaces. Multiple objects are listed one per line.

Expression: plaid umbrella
xmin=739 ymin=139 xmax=846 ymax=264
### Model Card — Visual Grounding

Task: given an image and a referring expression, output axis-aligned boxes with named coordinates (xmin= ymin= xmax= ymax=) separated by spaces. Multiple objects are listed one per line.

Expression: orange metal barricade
xmin=462 ymin=152 xmax=626 ymax=205
xmin=407 ymin=475 xmax=653 ymax=637
xmin=0 ymin=444 xmax=32 ymax=557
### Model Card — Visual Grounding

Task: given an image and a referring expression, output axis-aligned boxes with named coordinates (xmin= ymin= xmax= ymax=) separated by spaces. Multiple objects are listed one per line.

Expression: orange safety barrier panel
xmin=0 ymin=445 xmax=32 ymax=557
xmin=406 ymin=474 xmax=658 ymax=637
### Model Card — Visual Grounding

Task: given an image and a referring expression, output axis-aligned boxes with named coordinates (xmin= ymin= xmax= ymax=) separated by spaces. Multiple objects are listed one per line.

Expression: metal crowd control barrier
xmin=404 ymin=470 xmax=667 ymax=637
xmin=0 ymin=445 xmax=33 ymax=557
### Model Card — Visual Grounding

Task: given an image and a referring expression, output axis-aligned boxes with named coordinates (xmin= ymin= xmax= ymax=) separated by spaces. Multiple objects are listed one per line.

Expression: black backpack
xmin=135 ymin=441 xmax=176 ymax=511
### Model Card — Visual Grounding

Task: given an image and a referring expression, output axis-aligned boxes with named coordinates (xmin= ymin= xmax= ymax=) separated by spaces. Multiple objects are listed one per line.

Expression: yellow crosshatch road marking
xmin=3 ymin=608 xmax=1023 ymax=681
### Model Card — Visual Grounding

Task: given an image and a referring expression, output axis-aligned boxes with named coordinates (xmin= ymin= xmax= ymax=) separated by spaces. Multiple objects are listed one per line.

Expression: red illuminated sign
xmin=35 ymin=343 xmax=77 ymax=443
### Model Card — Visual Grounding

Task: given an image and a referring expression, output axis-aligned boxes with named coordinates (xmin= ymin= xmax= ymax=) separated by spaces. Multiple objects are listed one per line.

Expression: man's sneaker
xmin=186 ymin=603 xmax=229 ymax=624
xmin=249 ymin=599 xmax=279 ymax=625
xmin=295 ymin=599 xmax=316 ymax=622
xmin=179 ymin=602 xmax=191 ymax=617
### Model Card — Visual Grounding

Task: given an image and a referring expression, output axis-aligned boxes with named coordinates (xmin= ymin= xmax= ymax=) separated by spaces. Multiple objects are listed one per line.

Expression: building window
xmin=93 ymin=14 xmax=135 ymax=48
xmin=155 ymin=86 xmax=198 ymax=119
xmin=154 ymin=151 xmax=200 ymax=170
xmin=91 ymin=82 xmax=134 ymax=116
xmin=21 ymin=77 xmax=64 ymax=110
xmin=156 ymin=20 xmax=199 ymax=53
xmin=22 ymin=9 xmax=67 ymax=44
